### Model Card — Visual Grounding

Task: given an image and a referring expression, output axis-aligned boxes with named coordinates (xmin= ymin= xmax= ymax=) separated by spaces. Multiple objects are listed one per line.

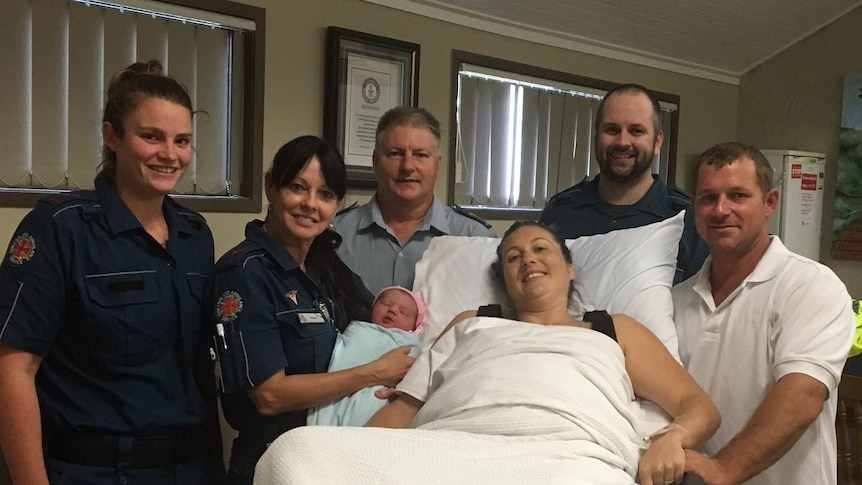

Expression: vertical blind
xmin=0 ymin=0 xmax=253 ymax=195
xmin=455 ymin=65 xmax=676 ymax=210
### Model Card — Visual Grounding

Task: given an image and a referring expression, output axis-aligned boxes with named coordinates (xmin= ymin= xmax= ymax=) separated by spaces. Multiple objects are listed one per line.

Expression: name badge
xmin=298 ymin=312 xmax=325 ymax=324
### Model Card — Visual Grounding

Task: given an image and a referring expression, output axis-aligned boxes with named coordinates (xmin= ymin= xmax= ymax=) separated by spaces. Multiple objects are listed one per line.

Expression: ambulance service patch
xmin=216 ymin=290 xmax=243 ymax=322
xmin=8 ymin=233 xmax=36 ymax=266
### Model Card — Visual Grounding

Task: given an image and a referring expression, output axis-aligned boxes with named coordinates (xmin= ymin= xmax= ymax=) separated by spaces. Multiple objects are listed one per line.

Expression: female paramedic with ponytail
xmin=0 ymin=60 xmax=225 ymax=484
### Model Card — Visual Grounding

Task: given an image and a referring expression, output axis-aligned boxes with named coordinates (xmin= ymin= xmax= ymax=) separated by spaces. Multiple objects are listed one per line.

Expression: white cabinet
xmin=761 ymin=150 xmax=826 ymax=261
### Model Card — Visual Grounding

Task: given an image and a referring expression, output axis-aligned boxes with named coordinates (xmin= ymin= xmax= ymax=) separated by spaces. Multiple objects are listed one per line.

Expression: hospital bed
xmin=255 ymin=212 xmax=702 ymax=484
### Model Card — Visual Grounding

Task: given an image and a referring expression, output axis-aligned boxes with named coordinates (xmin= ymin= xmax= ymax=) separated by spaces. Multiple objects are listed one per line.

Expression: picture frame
xmin=833 ymin=72 xmax=862 ymax=260
xmin=324 ymin=27 xmax=420 ymax=188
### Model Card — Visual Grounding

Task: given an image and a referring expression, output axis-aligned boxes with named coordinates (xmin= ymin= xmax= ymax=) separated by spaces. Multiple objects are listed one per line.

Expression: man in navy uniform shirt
xmin=540 ymin=84 xmax=707 ymax=285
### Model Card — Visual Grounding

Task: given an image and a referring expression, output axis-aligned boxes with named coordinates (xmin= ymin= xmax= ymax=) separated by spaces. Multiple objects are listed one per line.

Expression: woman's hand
xmin=637 ymin=427 xmax=686 ymax=485
xmin=370 ymin=346 xmax=415 ymax=388
xmin=683 ymin=449 xmax=734 ymax=485
xmin=249 ymin=345 xmax=415 ymax=415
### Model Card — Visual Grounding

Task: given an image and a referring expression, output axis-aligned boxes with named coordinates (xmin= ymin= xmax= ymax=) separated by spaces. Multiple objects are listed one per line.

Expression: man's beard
xmin=597 ymin=144 xmax=656 ymax=184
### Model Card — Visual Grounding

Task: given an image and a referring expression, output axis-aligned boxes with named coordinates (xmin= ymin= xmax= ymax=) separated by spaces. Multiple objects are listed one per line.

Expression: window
xmin=450 ymin=51 xmax=679 ymax=219
xmin=0 ymin=0 xmax=265 ymax=212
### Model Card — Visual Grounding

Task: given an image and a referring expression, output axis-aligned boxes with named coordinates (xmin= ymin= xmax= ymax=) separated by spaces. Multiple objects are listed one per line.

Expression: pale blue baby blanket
xmin=307 ymin=320 xmax=421 ymax=426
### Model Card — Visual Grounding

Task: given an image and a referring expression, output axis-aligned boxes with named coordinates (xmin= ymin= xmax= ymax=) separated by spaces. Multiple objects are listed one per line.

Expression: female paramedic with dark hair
xmin=210 ymin=135 xmax=415 ymax=485
xmin=0 ymin=60 xmax=225 ymax=484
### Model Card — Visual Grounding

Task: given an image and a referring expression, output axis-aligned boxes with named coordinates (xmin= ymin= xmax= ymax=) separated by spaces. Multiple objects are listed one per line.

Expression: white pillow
xmin=412 ymin=211 xmax=685 ymax=358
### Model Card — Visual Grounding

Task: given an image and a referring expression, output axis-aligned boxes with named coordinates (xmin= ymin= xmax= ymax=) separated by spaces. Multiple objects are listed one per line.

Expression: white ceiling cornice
xmin=362 ymin=0 xmax=862 ymax=86
xmin=363 ymin=0 xmax=741 ymax=85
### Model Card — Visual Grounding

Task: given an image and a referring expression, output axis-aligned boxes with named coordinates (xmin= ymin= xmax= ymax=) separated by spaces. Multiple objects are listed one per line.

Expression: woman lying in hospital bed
xmin=254 ymin=215 xmax=719 ymax=485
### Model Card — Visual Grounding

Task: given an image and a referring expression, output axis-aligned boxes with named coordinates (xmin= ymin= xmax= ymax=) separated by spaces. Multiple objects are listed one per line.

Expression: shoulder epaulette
xmin=176 ymin=208 xmax=208 ymax=231
xmin=453 ymin=206 xmax=492 ymax=229
xmin=216 ymin=239 xmax=262 ymax=268
xmin=37 ymin=191 xmax=99 ymax=219
xmin=336 ymin=201 xmax=359 ymax=217
xmin=545 ymin=175 xmax=591 ymax=206
xmin=666 ymin=184 xmax=694 ymax=209
xmin=545 ymin=186 xmax=577 ymax=206
xmin=39 ymin=190 xmax=92 ymax=208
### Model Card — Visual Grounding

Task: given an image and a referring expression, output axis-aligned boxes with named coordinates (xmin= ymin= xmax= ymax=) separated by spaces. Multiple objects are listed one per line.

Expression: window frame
xmin=0 ymin=0 xmax=266 ymax=213
xmin=448 ymin=50 xmax=680 ymax=220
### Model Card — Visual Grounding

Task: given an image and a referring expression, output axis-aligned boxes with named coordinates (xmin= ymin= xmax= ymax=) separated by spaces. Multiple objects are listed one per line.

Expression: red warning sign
xmin=791 ymin=164 xmax=802 ymax=178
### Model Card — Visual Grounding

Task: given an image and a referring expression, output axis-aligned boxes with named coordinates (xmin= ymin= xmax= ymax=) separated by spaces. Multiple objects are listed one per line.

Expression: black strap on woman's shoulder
xmin=583 ymin=310 xmax=617 ymax=342
xmin=476 ymin=304 xmax=502 ymax=317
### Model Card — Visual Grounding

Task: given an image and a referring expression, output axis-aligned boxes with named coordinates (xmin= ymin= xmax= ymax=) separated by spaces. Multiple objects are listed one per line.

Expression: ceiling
xmin=365 ymin=0 xmax=862 ymax=84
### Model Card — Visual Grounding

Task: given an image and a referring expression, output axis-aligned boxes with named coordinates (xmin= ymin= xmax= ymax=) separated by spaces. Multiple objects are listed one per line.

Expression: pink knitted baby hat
xmin=373 ymin=286 xmax=428 ymax=334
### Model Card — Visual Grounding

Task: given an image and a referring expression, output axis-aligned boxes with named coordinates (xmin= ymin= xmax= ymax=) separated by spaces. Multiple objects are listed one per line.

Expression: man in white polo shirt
xmin=673 ymin=141 xmax=855 ymax=484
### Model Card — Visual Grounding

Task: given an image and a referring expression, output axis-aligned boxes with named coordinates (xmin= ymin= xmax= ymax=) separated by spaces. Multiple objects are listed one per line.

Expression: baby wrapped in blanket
xmin=307 ymin=286 xmax=424 ymax=426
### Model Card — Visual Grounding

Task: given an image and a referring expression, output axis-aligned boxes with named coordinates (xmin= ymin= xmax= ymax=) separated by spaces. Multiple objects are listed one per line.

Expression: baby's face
xmin=371 ymin=289 xmax=418 ymax=332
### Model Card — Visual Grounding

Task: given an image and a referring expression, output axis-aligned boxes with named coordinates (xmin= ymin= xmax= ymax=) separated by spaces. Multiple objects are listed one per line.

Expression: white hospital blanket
xmin=307 ymin=321 xmax=420 ymax=427
xmin=257 ymin=318 xmax=651 ymax=484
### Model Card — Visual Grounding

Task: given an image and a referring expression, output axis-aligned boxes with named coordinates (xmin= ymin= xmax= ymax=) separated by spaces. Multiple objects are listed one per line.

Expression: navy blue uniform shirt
xmin=0 ymin=174 xmax=216 ymax=437
xmin=211 ymin=220 xmax=369 ymax=481
xmin=540 ymin=175 xmax=709 ymax=285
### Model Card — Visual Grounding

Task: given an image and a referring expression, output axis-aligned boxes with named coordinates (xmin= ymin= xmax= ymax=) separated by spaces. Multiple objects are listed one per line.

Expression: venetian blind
xmin=454 ymin=64 xmax=676 ymax=211
xmin=0 ymin=0 xmax=254 ymax=196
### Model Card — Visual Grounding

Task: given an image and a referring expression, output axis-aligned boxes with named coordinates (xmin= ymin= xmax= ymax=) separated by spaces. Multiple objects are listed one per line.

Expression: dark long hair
xmin=267 ymin=136 xmax=371 ymax=325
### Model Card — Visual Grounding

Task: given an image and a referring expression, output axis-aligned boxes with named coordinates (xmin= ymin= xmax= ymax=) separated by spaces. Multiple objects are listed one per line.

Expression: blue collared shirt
xmin=211 ymin=220 xmax=364 ymax=472
xmin=0 ymin=174 xmax=215 ymax=436
xmin=334 ymin=195 xmax=496 ymax=295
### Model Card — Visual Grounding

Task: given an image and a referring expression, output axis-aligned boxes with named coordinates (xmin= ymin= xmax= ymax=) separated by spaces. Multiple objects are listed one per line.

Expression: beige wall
xmin=737 ymin=6 xmax=862 ymax=296
xmin=0 ymin=0 xmax=740 ymax=258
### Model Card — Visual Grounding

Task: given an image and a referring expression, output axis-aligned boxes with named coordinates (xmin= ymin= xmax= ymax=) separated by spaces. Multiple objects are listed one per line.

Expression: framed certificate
xmin=324 ymin=27 xmax=420 ymax=188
